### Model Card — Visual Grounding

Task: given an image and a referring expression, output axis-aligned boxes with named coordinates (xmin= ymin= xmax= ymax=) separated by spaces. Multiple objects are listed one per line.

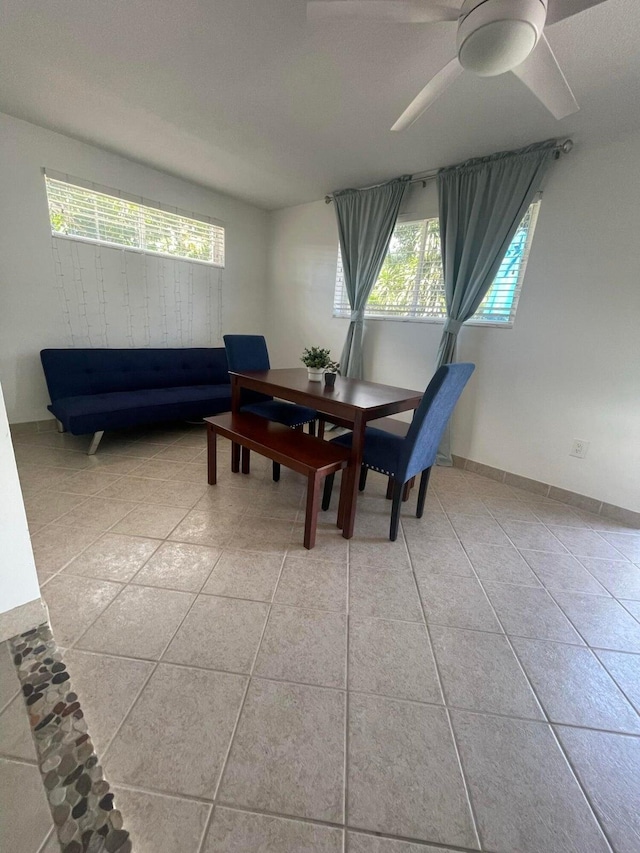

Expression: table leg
xmin=231 ymin=373 xmax=240 ymax=473
xmin=304 ymin=471 xmax=322 ymax=550
xmin=207 ymin=425 xmax=217 ymax=485
xmin=231 ymin=442 xmax=240 ymax=473
xmin=341 ymin=411 xmax=365 ymax=539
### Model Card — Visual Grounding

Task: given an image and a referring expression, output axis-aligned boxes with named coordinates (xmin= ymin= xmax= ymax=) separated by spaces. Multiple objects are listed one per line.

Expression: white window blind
xmin=45 ymin=176 xmax=225 ymax=267
xmin=334 ymin=201 xmax=540 ymax=326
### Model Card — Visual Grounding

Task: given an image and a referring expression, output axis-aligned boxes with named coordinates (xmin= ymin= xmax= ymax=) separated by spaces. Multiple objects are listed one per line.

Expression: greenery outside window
xmin=45 ymin=176 xmax=225 ymax=267
xmin=333 ymin=201 xmax=540 ymax=326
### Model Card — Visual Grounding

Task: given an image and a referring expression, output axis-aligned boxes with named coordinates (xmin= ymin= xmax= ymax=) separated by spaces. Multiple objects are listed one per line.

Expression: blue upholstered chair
xmin=224 ymin=334 xmax=320 ymax=480
xmin=322 ymin=363 xmax=475 ymax=541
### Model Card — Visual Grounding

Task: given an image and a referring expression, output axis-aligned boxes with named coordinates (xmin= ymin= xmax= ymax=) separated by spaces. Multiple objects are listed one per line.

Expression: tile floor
xmin=2 ymin=422 xmax=640 ymax=853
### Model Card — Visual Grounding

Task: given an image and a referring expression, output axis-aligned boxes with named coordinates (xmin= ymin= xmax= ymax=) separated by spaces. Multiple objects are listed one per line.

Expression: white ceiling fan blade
xmin=511 ymin=34 xmax=579 ymax=119
xmin=546 ymin=0 xmax=608 ymax=26
xmin=391 ymin=57 xmax=462 ymax=131
xmin=307 ymin=1 xmax=460 ymax=24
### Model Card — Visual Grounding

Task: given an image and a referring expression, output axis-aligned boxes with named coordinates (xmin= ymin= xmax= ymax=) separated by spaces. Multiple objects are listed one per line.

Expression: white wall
xmin=0 ymin=382 xmax=40 ymax=614
xmin=266 ymin=130 xmax=640 ymax=513
xmin=0 ymin=113 xmax=269 ymax=423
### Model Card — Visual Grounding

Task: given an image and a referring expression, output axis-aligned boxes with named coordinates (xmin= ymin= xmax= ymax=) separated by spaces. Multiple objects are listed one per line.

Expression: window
xmin=45 ymin=176 xmax=225 ymax=266
xmin=334 ymin=201 xmax=540 ymax=326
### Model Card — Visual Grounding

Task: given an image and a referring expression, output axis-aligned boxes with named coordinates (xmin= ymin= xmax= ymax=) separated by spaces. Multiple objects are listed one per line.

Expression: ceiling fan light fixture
xmin=457 ymin=0 xmax=547 ymax=76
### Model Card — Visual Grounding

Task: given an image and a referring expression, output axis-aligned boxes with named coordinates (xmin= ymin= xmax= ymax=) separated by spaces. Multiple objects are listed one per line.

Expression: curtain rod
xmin=324 ymin=138 xmax=574 ymax=203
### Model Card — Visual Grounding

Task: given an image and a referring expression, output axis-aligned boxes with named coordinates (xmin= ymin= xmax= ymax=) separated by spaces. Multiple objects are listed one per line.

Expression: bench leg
xmin=241 ymin=446 xmax=250 ymax=474
xmin=207 ymin=426 xmax=217 ymax=485
xmin=304 ymin=471 xmax=322 ymax=549
xmin=56 ymin=419 xmax=65 ymax=434
xmin=87 ymin=431 xmax=104 ymax=456
xmin=231 ymin=442 xmax=240 ymax=473
xmin=322 ymin=472 xmax=335 ymax=511
xmin=337 ymin=468 xmax=350 ymax=529
xmin=272 ymin=461 xmax=281 ymax=482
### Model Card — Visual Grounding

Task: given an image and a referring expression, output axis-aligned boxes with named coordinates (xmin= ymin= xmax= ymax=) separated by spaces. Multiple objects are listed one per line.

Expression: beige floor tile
xmin=0 ymin=643 xmax=19 ymax=710
xmin=556 ymin=726 xmax=640 ymax=853
xmin=484 ymin=503 xmax=540 ymax=523
xmin=42 ymin=575 xmax=123 ymax=646
xmin=56 ymin=496 xmax=138 ymax=530
xmin=113 ymin=787 xmax=211 ymax=853
xmin=349 ymin=617 xmax=442 ymax=704
xmin=168 ymin=509 xmax=241 ymax=547
xmin=15 ymin=445 xmax=91 ymax=470
xmin=63 ymin=533 xmax=160 ymax=582
xmin=498 ymin=520 xmax=566 ymax=553
xmin=598 ymin=532 xmax=640 ymax=562
xmin=483 ymin=582 xmax=584 ymax=645
xmin=152 ymin=444 xmax=205 ymax=463
xmin=102 ymin=440 xmax=166 ymax=459
xmin=163 ymin=595 xmax=269 ymax=674
xmin=106 ymin=663 xmax=246 ymax=798
xmin=448 ymin=514 xmax=511 ymax=546
xmin=452 ymin=712 xmax=610 ymax=853
xmin=193 ymin=486 xmax=253 ymax=514
xmin=86 ymin=453 xmax=149 ymax=476
xmin=220 ymin=679 xmax=345 ymax=823
xmin=288 ymin=526 xmax=350 ymax=562
xmin=595 ymin=649 xmax=640 ymax=714
xmin=623 ymin=599 xmax=640 ymax=620
xmin=60 ymin=469 xmax=123 ymax=496
xmin=202 ymin=549 xmax=283 ymax=601
xmin=17 ymin=463 xmax=76 ymax=495
xmin=24 ymin=490 xmax=87 ymax=528
xmin=402 ymin=511 xmax=457 ymax=541
xmin=512 ymin=637 xmax=640 ymax=733
xmin=77 ymin=585 xmax=194 ymax=659
xmin=64 ymin=649 xmax=154 ymax=755
xmin=129 ymin=458 xmax=186 ymax=480
xmin=431 ymin=625 xmax=542 ymax=719
xmin=111 ymin=504 xmax=189 ymax=539
xmin=545 ymin=526 xmax=624 ymax=560
xmin=30 ymin=525 xmax=102 ymax=576
xmin=0 ymin=759 xmax=54 ymax=853
xmin=529 ymin=504 xmax=589 ymax=527
xmin=39 ymin=830 xmax=60 ymax=852
xmin=255 ymin=605 xmax=347 ymax=688
xmin=407 ymin=537 xmax=474 ymax=577
xmin=579 ymin=557 xmax=640 ymax=600
xmin=204 ymin=806 xmax=344 ymax=853
xmin=132 ymin=541 xmax=220 ymax=591
xmin=348 ymin=538 xmax=411 ymax=571
xmin=552 ymin=591 xmax=640 ymax=652
xmin=464 ymin=542 xmax=541 ymax=586
xmin=0 ymin=694 xmax=38 ymax=761
xmin=350 ymin=563 xmax=423 ymax=622
xmin=97 ymin=475 xmax=161 ymax=503
xmin=146 ymin=479 xmax=209 ymax=508
xmin=348 ymin=693 xmax=477 ymax=847
xmin=170 ymin=460 xmax=208 ymax=484
xmin=417 ymin=575 xmax=502 ymax=633
xmin=275 ymin=555 xmax=347 ymax=612
xmin=520 ymin=550 xmax=610 ymax=595
xmin=347 ymin=833 xmax=460 ymax=853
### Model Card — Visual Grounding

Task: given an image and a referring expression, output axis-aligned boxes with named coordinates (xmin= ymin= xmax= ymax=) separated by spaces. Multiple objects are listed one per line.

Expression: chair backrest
xmin=223 ymin=334 xmax=273 ymax=406
xmin=398 ymin=363 xmax=475 ymax=481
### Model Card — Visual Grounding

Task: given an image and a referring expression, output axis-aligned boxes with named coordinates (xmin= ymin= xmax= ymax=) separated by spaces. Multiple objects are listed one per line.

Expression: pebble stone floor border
xmin=9 ymin=623 xmax=130 ymax=853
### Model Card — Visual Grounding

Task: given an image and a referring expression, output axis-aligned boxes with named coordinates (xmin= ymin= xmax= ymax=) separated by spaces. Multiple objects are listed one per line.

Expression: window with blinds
xmin=45 ymin=176 xmax=225 ymax=267
xmin=334 ymin=202 xmax=540 ymax=326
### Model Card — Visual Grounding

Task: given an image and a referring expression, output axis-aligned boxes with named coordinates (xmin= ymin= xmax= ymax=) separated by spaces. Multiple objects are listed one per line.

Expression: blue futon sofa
xmin=40 ymin=348 xmax=232 ymax=453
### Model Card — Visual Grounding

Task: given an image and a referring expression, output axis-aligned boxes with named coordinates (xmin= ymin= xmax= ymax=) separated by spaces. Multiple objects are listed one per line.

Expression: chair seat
xmin=242 ymin=399 xmax=318 ymax=428
xmin=331 ymin=427 xmax=403 ymax=478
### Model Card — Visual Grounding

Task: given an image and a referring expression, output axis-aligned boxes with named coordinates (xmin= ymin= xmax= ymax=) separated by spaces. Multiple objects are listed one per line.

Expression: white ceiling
xmin=1 ymin=0 xmax=639 ymax=209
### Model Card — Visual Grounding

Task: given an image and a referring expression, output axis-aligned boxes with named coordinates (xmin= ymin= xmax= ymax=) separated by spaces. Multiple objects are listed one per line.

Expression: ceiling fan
xmin=307 ymin=0 xmax=607 ymax=130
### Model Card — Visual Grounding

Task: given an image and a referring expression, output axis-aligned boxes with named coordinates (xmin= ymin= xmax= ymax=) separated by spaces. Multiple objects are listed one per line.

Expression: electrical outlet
xmin=570 ymin=439 xmax=589 ymax=459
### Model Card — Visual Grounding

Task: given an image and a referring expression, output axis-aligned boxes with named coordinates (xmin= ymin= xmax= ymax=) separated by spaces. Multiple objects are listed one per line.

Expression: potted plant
xmin=323 ymin=360 xmax=340 ymax=388
xmin=301 ymin=346 xmax=332 ymax=382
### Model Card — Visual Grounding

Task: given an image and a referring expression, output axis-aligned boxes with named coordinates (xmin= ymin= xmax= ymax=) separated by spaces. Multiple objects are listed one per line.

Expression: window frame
xmin=44 ymin=174 xmax=225 ymax=268
xmin=333 ymin=201 xmax=540 ymax=328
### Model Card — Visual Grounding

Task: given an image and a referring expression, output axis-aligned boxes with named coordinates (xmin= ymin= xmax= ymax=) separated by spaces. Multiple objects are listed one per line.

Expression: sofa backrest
xmin=40 ymin=348 xmax=230 ymax=400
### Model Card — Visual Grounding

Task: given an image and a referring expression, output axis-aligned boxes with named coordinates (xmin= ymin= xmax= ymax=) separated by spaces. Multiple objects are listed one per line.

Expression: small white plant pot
xmin=307 ymin=368 xmax=324 ymax=382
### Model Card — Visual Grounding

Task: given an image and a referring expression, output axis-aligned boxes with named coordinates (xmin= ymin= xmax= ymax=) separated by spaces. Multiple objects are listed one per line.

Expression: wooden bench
xmin=205 ymin=412 xmax=351 ymax=550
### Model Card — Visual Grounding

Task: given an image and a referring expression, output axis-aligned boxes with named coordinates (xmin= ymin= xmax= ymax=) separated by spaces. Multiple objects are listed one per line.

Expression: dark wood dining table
xmin=229 ymin=368 xmax=423 ymax=539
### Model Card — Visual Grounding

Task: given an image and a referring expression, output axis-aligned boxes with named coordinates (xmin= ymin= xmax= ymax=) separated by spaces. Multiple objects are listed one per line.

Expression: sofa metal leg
xmin=87 ymin=431 xmax=104 ymax=455
xmin=55 ymin=419 xmax=66 ymax=434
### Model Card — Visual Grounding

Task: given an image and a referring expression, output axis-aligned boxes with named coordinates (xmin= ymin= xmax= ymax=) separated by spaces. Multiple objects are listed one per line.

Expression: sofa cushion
xmin=49 ymin=385 xmax=232 ymax=435
xmin=41 ymin=348 xmax=230 ymax=399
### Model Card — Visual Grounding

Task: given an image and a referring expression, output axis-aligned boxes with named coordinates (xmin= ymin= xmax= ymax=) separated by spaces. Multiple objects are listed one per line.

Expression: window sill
xmin=332 ymin=313 xmax=513 ymax=329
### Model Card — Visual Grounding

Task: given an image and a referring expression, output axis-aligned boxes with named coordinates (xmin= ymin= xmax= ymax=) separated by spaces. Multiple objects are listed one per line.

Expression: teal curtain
xmin=435 ymin=139 xmax=558 ymax=464
xmin=334 ymin=176 xmax=410 ymax=378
